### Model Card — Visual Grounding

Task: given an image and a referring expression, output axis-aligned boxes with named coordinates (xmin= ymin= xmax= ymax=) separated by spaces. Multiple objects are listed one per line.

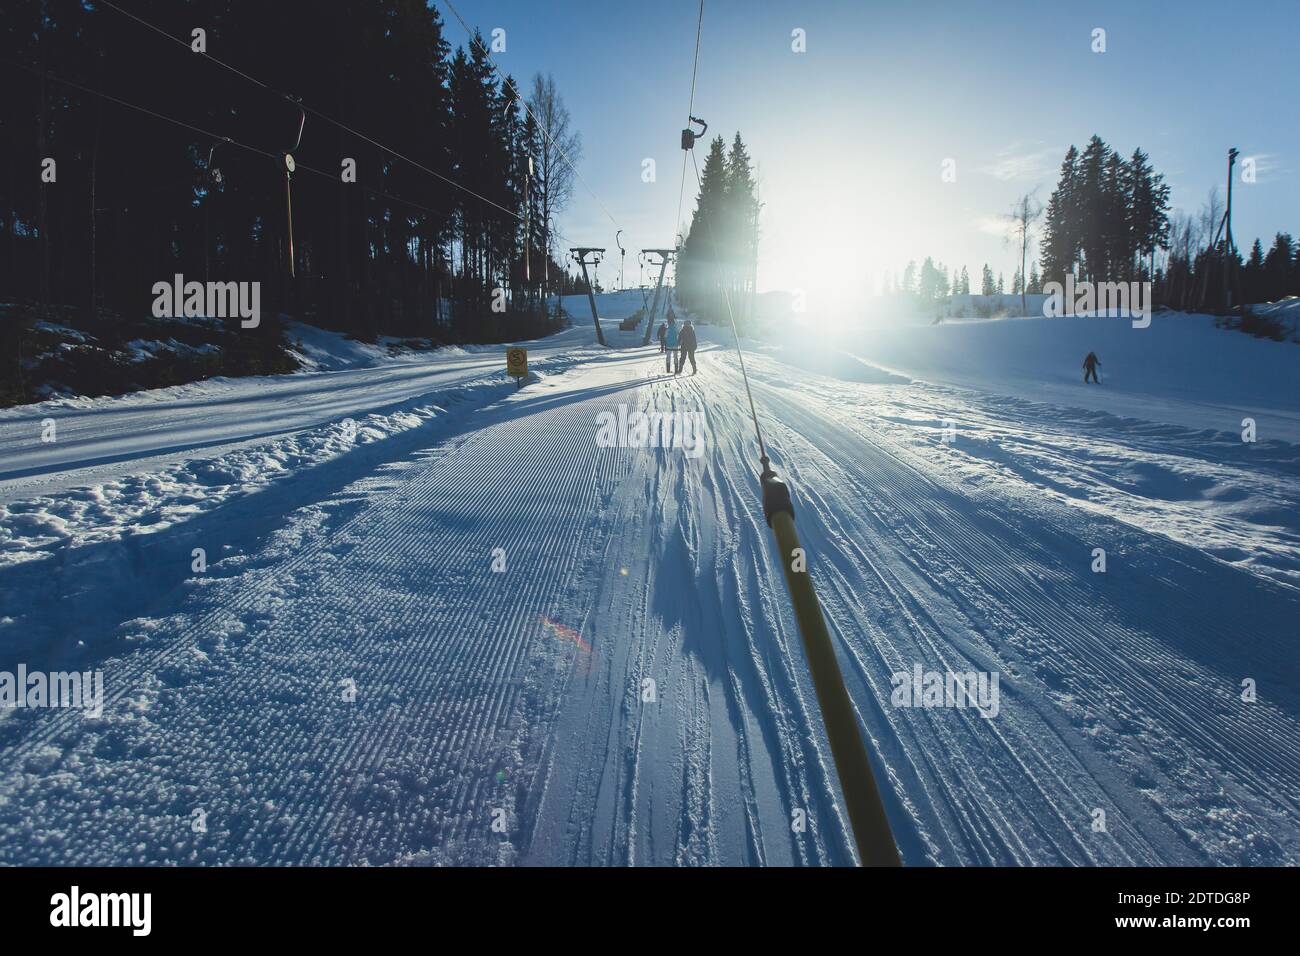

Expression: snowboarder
xmin=663 ymin=315 xmax=679 ymax=373
xmin=677 ymin=319 xmax=698 ymax=376
xmin=657 ymin=322 xmax=667 ymax=353
xmin=1082 ymin=351 xmax=1101 ymax=384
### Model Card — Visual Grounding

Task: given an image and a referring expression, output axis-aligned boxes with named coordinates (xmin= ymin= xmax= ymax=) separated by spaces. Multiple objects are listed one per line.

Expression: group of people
xmin=656 ymin=309 xmax=698 ymax=376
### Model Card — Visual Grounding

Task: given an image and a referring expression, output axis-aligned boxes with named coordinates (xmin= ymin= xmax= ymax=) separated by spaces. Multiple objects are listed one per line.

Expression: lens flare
xmin=540 ymin=615 xmax=591 ymax=655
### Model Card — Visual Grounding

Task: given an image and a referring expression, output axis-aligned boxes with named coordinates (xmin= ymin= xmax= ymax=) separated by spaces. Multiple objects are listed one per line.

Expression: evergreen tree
xmin=0 ymin=1 xmax=577 ymax=351
xmin=1125 ymin=148 xmax=1170 ymax=281
xmin=1101 ymin=150 xmax=1131 ymax=279
xmin=919 ymin=257 xmax=941 ymax=300
xmin=1076 ymin=135 xmax=1110 ymax=281
xmin=724 ymin=133 xmax=760 ymax=319
xmin=1243 ymin=238 xmax=1265 ymax=303
xmin=981 ymin=264 xmax=995 ymax=295
xmin=676 ymin=136 xmax=731 ymax=317
xmin=1262 ymin=233 xmax=1295 ymax=302
xmin=1040 ymin=146 xmax=1081 ymax=283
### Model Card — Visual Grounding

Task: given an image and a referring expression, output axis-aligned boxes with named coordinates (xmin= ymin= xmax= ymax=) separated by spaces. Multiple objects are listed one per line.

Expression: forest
xmin=900 ymin=135 xmax=1300 ymax=326
xmin=2 ymin=0 xmax=586 ymax=402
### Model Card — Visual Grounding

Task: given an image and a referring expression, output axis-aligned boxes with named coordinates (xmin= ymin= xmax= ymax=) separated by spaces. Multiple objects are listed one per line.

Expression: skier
xmin=677 ymin=319 xmax=698 ymax=376
xmin=1082 ymin=351 xmax=1101 ymax=384
xmin=663 ymin=315 xmax=679 ymax=373
xmin=657 ymin=321 xmax=667 ymax=353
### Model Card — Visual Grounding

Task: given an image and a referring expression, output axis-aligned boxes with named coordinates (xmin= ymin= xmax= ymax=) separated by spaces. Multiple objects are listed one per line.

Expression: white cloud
xmin=974 ymin=215 xmax=1014 ymax=239
xmin=979 ymin=142 xmax=1062 ymax=183
xmin=1240 ymin=152 xmax=1287 ymax=182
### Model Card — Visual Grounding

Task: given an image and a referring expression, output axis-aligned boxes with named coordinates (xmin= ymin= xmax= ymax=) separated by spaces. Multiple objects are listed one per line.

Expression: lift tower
xmin=569 ymin=248 xmax=606 ymax=346
xmin=639 ymin=248 xmax=677 ymax=346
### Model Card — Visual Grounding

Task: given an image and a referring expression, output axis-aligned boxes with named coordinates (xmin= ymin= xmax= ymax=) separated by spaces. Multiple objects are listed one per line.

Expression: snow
xmin=284 ymin=321 xmax=443 ymax=372
xmin=0 ymin=294 xmax=1296 ymax=866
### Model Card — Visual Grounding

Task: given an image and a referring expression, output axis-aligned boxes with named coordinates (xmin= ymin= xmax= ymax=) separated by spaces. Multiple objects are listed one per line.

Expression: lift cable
xmin=97 ymin=0 xmax=531 ymax=227
xmin=1 ymin=56 xmax=539 ymax=244
xmin=675 ymin=0 xmax=705 ymax=247
xmin=679 ymin=7 xmax=902 ymax=869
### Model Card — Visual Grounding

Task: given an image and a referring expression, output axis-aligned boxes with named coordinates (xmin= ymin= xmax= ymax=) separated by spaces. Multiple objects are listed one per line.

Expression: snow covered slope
xmin=0 ymin=325 xmax=597 ymax=562
xmin=1 ymin=300 xmax=1296 ymax=866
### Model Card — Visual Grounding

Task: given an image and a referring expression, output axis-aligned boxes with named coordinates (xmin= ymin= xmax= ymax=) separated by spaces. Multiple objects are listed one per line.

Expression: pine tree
xmin=1027 ymin=265 xmax=1042 ymax=294
xmin=1243 ymin=238 xmax=1265 ymax=303
xmin=1125 ymin=148 xmax=1170 ymax=282
xmin=1262 ymin=233 xmax=1295 ymax=302
xmin=1076 ymin=135 xmax=1111 ymax=282
xmin=677 ymin=135 xmax=731 ymax=316
xmin=724 ymin=133 xmax=760 ymax=321
xmin=981 ymin=264 xmax=995 ymax=295
xmin=1102 ymin=150 xmax=1130 ymax=280
xmin=1040 ymin=146 xmax=1081 ymax=284
xmin=902 ymin=260 xmax=918 ymax=295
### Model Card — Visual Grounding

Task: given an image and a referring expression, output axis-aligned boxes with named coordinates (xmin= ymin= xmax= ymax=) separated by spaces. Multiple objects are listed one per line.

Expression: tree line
xmin=898 ymin=136 xmax=1300 ymax=317
xmin=2 ymin=0 xmax=588 ymax=345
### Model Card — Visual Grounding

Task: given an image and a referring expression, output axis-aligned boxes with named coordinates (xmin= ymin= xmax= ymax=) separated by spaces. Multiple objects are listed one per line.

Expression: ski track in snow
xmin=1 ymin=315 xmax=1297 ymax=866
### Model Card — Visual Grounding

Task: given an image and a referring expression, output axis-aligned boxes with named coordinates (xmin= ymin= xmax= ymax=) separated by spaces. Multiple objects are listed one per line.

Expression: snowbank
xmin=284 ymin=321 xmax=446 ymax=371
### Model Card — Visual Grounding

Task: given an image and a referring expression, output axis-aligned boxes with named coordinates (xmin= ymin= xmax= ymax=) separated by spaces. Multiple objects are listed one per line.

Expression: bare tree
xmin=1197 ymin=186 xmax=1223 ymax=254
xmin=1195 ymin=187 xmax=1226 ymax=311
xmin=527 ymin=73 xmax=582 ymax=289
xmin=1007 ymin=192 xmax=1043 ymax=316
xmin=1167 ymin=211 xmax=1195 ymax=308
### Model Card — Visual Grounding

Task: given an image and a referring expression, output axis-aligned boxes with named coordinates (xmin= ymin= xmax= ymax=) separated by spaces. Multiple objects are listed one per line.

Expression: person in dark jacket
xmin=656 ymin=322 xmax=667 ymax=352
xmin=1082 ymin=351 xmax=1101 ymax=384
xmin=677 ymin=319 xmax=698 ymax=376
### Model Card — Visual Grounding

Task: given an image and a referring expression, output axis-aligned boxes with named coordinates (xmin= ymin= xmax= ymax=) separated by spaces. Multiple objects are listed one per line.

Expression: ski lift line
xmin=1 ymin=57 xmax=575 ymax=261
xmin=675 ymin=0 xmax=705 ymax=244
xmin=438 ymin=0 xmax=627 ymax=241
xmin=674 ymin=151 xmax=691 ymax=249
xmin=97 ymin=0 xmax=525 ymax=225
xmin=686 ymin=157 xmax=900 ymax=868
xmin=1 ymin=56 xmax=279 ymax=163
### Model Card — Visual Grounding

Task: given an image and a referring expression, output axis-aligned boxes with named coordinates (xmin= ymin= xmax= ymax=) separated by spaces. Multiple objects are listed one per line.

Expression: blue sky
xmin=440 ymin=0 xmax=1298 ymax=301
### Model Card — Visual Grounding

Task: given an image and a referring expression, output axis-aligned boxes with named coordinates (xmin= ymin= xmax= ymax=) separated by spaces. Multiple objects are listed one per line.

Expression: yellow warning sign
xmin=506 ymin=347 xmax=528 ymax=378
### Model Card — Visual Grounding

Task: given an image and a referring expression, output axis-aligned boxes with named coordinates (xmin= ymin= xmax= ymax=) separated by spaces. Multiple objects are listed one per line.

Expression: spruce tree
xmin=1263 ymin=233 xmax=1295 ymax=302
xmin=1076 ymin=135 xmax=1110 ymax=282
xmin=1244 ymin=238 xmax=1265 ymax=303
xmin=1040 ymin=146 xmax=1081 ymax=284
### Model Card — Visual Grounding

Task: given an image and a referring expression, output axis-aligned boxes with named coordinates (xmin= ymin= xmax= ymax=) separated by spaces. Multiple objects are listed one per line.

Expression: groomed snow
xmin=0 ymin=298 xmax=1296 ymax=866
